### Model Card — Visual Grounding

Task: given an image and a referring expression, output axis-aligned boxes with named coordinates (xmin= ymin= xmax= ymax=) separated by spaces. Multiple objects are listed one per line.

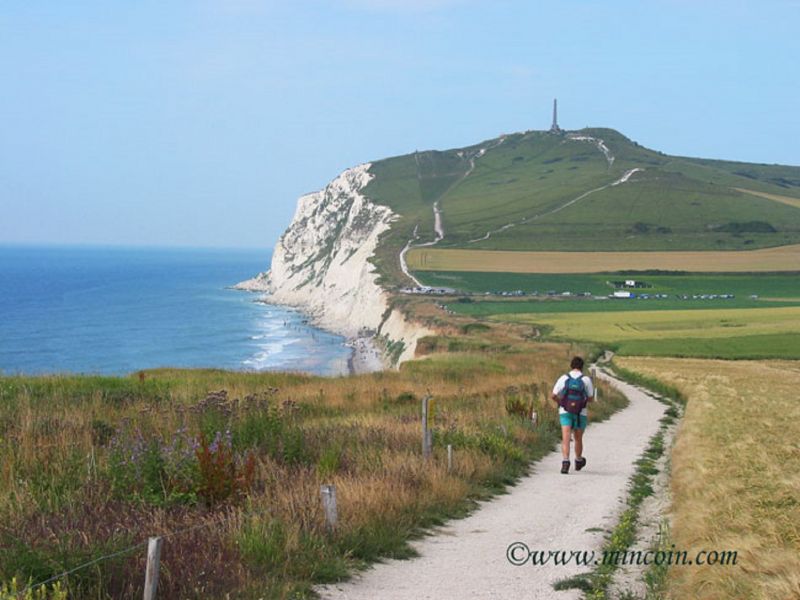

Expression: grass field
xmin=407 ymin=245 xmax=800 ymax=274
xmin=0 ymin=330 xmax=626 ymax=599
xmin=416 ymin=271 xmax=800 ymax=298
xmin=449 ymin=298 xmax=800 ymax=317
xmin=493 ymin=306 xmax=800 ymax=359
xmin=616 ymin=357 xmax=800 ymax=600
xmin=428 ymin=129 xmax=800 ymax=252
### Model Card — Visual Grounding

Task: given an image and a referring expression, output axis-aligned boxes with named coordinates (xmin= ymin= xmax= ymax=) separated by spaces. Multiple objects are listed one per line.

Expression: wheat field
xmin=406 ymin=245 xmax=800 ymax=274
xmin=617 ymin=356 xmax=800 ymax=600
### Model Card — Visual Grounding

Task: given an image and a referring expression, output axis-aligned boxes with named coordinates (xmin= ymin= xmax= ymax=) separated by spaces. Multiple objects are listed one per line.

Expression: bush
xmin=108 ymin=425 xmax=199 ymax=505
xmin=478 ymin=431 xmax=525 ymax=463
xmin=505 ymin=395 xmax=532 ymax=419
xmin=90 ymin=419 xmax=115 ymax=446
xmin=710 ymin=220 xmax=777 ymax=233
xmin=316 ymin=445 xmax=343 ymax=478
xmin=195 ymin=432 xmax=255 ymax=506
xmin=461 ymin=322 xmax=489 ymax=334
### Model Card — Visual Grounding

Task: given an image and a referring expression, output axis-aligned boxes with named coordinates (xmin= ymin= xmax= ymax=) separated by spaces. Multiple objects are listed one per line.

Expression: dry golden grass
xmin=735 ymin=188 xmax=800 ymax=210
xmin=0 ymin=309 xmax=630 ymax=597
xmin=617 ymin=356 xmax=800 ymax=600
xmin=406 ymin=245 xmax=800 ymax=273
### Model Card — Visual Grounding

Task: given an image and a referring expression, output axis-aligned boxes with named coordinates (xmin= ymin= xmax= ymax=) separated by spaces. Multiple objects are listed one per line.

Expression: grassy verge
xmin=0 ymin=324 xmax=627 ymax=599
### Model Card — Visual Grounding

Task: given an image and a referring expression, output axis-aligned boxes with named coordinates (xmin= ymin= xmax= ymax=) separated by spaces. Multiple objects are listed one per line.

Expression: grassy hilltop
xmin=363 ymin=127 xmax=800 ymax=285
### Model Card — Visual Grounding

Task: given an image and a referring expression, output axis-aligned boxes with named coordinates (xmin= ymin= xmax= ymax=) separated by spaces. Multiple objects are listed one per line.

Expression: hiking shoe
xmin=575 ymin=457 xmax=587 ymax=471
xmin=560 ymin=460 xmax=570 ymax=474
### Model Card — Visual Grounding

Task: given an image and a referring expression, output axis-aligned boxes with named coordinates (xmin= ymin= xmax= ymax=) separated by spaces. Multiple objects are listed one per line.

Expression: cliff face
xmin=237 ymin=163 xmax=432 ymax=368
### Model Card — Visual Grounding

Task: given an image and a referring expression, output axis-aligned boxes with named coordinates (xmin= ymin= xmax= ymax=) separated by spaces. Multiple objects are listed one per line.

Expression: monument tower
xmin=549 ymin=98 xmax=562 ymax=133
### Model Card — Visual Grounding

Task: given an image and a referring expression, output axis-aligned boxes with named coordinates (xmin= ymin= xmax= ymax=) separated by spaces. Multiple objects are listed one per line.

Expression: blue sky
xmin=1 ymin=0 xmax=799 ymax=249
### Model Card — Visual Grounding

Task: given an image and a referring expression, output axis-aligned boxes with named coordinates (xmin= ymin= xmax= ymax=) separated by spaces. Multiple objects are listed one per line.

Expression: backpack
xmin=559 ymin=374 xmax=589 ymax=415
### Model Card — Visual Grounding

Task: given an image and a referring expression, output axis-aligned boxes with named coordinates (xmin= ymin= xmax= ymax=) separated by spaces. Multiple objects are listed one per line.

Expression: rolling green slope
xmin=361 ymin=127 xmax=800 ymax=285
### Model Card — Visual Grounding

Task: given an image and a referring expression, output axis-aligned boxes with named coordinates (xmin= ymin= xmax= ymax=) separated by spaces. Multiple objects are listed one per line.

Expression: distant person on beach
xmin=551 ymin=356 xmax=594 ymax=474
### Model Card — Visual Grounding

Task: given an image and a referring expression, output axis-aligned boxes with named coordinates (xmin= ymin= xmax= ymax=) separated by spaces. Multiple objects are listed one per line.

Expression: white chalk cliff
xmin=237 ymin=163 xmax=432 ymax=370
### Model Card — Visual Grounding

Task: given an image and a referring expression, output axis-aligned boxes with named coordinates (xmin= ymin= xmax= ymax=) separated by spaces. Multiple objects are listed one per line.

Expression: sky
xmin=1 ymin=0 xmax=799 ymax=249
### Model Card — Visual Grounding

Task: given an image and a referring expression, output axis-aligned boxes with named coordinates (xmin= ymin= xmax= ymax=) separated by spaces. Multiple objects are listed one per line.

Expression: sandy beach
xmin=347 ymin=335 xmax=387 ymax=374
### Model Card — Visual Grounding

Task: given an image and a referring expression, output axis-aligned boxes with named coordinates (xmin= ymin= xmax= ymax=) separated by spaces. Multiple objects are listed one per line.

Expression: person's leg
xmin=574 ymin=428 xmax=584 ymax=458
xmin=574 ymin=416 xmax=587 ymax=471
xmin=561 ymin=425 xmax=572 ymax=460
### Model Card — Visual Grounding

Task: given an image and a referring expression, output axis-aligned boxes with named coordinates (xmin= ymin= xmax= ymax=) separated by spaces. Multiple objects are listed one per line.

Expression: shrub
xmin=478 ymin=431 xmax=525 ymax=463
xmin=394 ymin=391 xmax=417 ymax=404
xmin=90 ymin=419 xmax=115 ymax=446
xmin=316 ymin=445 xmax=343 ymax=478
xmin=505 ymin=395 xmax=532 ymax=419
xmin=195 ymin=432 xmax=255 ymax=506
xmin=108 ymin=425 xmax=200 ymax=505
xmin=461 ymin=322 xmax=490 ymax=334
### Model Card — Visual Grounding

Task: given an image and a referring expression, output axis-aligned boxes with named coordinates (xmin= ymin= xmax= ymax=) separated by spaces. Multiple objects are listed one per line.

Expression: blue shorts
xmin=560 ymin=413 xmax=588 ymax=430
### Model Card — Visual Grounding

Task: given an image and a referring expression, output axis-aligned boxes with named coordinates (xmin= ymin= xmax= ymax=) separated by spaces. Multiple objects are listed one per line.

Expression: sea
xmin=0 ymin=245 xmax=351 ymax=376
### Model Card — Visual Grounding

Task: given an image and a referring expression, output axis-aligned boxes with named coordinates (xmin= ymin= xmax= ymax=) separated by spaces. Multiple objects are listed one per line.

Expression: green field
xmin=493 ymin=306 xmax=800 ymax=359
xmin=449 ymin=298 xmax=800 ymax=317
xmin=421 ymin=271 xmax=800 ymax=297
xmin=610 ymin=333 xmax=800 ymax=359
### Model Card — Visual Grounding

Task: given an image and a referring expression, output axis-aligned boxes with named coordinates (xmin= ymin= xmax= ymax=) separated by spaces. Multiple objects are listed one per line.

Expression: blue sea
xmin=0 ymin=245 xmax=351 ymax=376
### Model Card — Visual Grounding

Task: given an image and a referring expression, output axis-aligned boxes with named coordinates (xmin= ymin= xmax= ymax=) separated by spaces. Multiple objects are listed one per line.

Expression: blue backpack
xmin=559 ymin=374 xmax=589 ymax=415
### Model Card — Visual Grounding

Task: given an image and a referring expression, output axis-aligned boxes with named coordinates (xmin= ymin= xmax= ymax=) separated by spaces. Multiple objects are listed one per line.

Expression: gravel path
xmin=317 ymin=371 xmax=666 ymax=600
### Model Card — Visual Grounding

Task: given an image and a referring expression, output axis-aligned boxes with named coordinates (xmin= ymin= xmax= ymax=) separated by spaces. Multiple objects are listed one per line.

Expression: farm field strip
xmin=494 ymin=306 xmax=800 ymax=342
xmin=407 ymin=245 xmax=800 ymax=273
xmin=735 ymin=187 xmax=800 ymax=209
xmin=615 ymin=357 xmax=800 ymax=600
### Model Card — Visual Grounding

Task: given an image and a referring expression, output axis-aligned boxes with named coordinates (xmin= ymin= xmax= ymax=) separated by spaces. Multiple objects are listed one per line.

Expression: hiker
xmin=551 ymin=356 xmax=594 ymax=474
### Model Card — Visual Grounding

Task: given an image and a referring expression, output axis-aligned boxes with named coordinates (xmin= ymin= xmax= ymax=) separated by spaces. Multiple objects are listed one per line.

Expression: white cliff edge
xmin=235 ymin=163 xmax=433 ymax=374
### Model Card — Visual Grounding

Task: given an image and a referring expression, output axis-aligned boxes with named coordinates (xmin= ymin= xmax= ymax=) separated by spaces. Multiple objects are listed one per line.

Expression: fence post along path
xmin=321 ymin=484 xmax=338 ymax=531
xmin=143 ymin=536 xmax=163 ymax=600
xmin=421 ymin=395 xmax=432 ymax=459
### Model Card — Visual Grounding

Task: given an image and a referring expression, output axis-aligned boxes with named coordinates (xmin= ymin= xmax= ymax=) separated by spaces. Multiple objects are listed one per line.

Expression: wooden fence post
xmin=143 ymin=537 xmax=163 ymax=600
xmin=421 ymin=396 xmax=432 ymax=459
xmin=591 ymin=367 xmax=598 ymax=400
xmin=447 ymin=444 xmax=453 ymax=472
xmin=320 ymin=484 xmax=338 ymax=531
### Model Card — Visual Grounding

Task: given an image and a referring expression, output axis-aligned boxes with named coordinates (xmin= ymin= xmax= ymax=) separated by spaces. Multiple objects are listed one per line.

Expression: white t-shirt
xmin=552 ymin=369 xmax=594 ymax=416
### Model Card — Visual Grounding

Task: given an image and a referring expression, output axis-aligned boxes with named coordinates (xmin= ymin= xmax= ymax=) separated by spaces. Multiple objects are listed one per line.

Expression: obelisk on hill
xmin=550 ymin=98 xmax=562 ymax=134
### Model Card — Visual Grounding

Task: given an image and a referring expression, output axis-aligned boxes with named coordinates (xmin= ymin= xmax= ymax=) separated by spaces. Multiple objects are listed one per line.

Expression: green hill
xmin=362 ymin=128 xmax=800 ymax=285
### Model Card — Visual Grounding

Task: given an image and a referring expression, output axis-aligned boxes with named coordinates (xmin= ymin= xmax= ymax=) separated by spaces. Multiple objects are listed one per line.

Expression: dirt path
xmin=467 ymin=168 xmax=643 ymax=244
xmin=317 ymin=371 xmax=666 ymax=600
xmin=399 ymin=138 xmax=506 ymax=286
